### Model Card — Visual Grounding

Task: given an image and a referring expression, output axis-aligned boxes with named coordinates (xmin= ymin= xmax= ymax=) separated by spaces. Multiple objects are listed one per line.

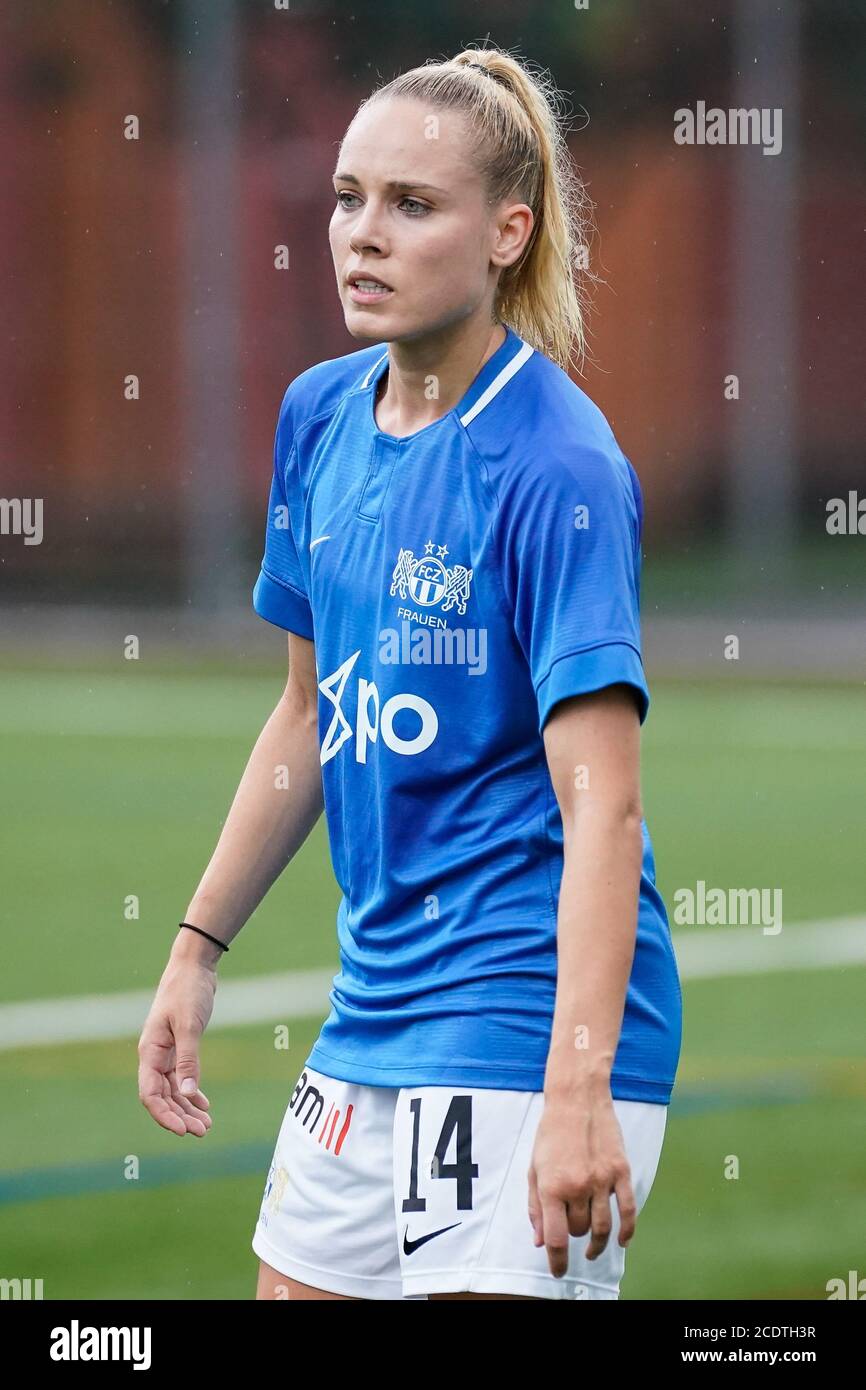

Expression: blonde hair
xmin=358 ymin=43 xmax=595 ymax=376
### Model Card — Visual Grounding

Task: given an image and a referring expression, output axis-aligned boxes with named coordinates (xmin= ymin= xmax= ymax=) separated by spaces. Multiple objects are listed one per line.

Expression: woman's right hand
xmin=137 ymin=948 xmax=218 ymax=1137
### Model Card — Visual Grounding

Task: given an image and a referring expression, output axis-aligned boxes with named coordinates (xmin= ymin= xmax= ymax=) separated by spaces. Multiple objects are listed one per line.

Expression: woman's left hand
xmin=527 ymin=1091 xmax=636 ymax=1277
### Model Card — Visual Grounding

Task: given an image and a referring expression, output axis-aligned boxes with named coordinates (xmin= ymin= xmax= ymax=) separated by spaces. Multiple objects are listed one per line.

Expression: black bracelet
xmin=179 ymin=921 xmax=229 ymax=953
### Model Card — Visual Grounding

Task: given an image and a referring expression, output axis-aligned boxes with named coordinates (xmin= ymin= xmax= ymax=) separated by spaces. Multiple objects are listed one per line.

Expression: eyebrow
xmin=332 ymin=173 xmax=448 ymax=195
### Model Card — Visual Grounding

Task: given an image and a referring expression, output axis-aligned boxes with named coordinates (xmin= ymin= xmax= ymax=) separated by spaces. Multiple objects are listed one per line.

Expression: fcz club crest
xmin=389 ymin=539 xmax=473 ymax=615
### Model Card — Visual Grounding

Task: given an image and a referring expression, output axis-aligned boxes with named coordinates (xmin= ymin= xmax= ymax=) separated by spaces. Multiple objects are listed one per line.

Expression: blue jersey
xmin=253 ymin=325 xmax=682 ymax=1102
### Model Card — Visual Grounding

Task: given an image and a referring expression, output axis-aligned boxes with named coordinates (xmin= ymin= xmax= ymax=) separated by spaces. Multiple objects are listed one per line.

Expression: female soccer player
xmin=138 ymin=44 xmax=682 ymax=1302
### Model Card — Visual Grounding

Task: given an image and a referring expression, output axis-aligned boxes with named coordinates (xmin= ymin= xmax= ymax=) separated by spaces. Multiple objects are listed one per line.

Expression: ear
xmin=491 ymin=202 xmax=534 ymax=271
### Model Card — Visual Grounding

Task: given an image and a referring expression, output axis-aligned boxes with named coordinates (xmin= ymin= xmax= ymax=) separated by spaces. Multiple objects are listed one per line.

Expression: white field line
xmin=672 ymin=914 xmax=866 ymax=978
xmin=0 ymin=918 xmax=864 ymax=1051
xmin=0 ymin=969 xmax=336 ymax=1051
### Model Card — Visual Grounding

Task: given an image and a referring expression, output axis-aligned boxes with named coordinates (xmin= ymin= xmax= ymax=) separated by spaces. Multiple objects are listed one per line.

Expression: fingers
xmin=540 ymin=1186 xmax=630 ymax=1274
xmin=147 ymin=1075 xmax=210 ymax=1138
xmin=138 ymin=1041 xmax=211 ymax=1137
xmin=527 ymin=1165 xmax=543 ymax=1246
xmin=167 ymin=1071 xmax=212 ymax=1135
xmin=138 ymin=1056 xmax=191 ymax=1137
xmin=571 ymin=1164 xmax=635 ymax=1261
xmin=540 ymin=1194 xmax=571 ymax=1278
xmin=174 ymin=1027 xmax=203 ymax=1100
xmin=170 ymin=1075 xmax=211 ymax=1110
xmin=581 ymin=1189 xmax=612 ymax=1261
xmin=528 ymin=1171 xmax=637 ymax=1274
xmin=614 ymin=1168 xmax=637 ymax=1248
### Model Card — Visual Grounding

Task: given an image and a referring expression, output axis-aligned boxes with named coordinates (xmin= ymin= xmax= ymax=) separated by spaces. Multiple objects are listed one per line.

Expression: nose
xmin=348 ymin=196 xmax=387 ymax=255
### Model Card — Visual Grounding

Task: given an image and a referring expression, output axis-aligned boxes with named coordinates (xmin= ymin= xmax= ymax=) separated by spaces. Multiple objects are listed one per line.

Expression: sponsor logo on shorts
xmin=261 ymin=1161 xmax=289 ymax=1220
xmin=290 ymin=1070 xmax=354 ymax=1156
xmin=402 ymin=1222 xmax=462 ymax=1256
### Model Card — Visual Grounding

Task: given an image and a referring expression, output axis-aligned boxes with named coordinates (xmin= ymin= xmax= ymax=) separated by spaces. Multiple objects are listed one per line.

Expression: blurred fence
xmin=0 ymin=0 xmax=864 ymax=608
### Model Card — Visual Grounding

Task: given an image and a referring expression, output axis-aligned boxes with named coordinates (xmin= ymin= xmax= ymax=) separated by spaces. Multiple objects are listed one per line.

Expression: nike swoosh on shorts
xmin=402 ymin=1222 xmax=462 ymax=1256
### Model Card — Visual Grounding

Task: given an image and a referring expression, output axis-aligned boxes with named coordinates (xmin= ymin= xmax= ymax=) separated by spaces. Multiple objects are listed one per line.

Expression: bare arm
xmin=179 ymin=630 xmax=323 ymax=958
xmin=527 ymin=685 xmax=645 ymax=1274
xmin=138 ymin=631 xmax=323 ymax=1136
xmin=542 ymin=683 xmax=643 ymax=1099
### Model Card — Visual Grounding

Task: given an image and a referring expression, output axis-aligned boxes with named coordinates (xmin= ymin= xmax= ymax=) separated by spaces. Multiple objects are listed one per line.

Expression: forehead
xmin=336 ymin=97 xmax=478 ymax=185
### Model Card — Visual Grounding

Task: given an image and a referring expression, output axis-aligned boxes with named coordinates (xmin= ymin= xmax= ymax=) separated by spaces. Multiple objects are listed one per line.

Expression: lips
xmin=347 ymin=271 xmax=393 ymax=290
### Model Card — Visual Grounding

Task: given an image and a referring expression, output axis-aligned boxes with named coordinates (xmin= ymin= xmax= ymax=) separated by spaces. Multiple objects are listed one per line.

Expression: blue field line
xmin=0 ymin=1141 xmax=273 ymax=1206
xmin=669 ymin=1073 xmax=821 ymax=1115
xmin=0 ymin=1083 xmax=815 ymax=1207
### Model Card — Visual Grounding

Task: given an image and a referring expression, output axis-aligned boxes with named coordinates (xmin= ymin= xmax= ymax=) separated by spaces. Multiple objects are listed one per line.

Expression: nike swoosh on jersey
xmin=309 ymin=535 xmax=331 ymax=550
xmin=402 ymin=1222 xmax=462 ymax=1256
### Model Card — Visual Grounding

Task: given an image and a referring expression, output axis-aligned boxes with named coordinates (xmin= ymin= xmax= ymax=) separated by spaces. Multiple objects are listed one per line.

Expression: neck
xmin=374 ymin=318 xmax=506 ymax=436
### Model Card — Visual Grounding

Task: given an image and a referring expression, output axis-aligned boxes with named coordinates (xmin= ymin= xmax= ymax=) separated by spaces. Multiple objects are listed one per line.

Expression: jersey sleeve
xmin=252 ymin=384 xmax=314 ymax=639
xmin=497 ymin=443 xmax=649 ymax=735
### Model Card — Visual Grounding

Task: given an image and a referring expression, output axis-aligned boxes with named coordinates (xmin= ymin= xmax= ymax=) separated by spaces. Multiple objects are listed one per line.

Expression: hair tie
xmin=467 ymin=61 xmax=497 ymax=80
xmin=179 ymin=921 xmax=229 ymax=953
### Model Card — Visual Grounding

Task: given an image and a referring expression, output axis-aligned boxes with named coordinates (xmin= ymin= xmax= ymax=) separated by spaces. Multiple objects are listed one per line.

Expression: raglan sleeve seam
xmin=460 ymin=429 xmax=522 ymax=632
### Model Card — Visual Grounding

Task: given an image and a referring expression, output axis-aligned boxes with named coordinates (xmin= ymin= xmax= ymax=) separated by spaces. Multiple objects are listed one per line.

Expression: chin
xmin=347 ymin=327 xmax=388 ymax=343
xmin=343 ymin=312 xmax=395 ymax=343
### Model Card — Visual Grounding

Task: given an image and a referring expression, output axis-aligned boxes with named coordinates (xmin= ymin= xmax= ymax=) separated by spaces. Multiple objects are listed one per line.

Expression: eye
xmin=399 ymin=196 xmax=430 ymax=216
xmin=333 ymin=189 xmax=431 ymax=216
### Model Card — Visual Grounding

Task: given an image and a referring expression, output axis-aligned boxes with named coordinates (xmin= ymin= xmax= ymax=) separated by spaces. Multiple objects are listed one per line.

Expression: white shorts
xmin=252 ymin=1063 xmax=668 ymax=1301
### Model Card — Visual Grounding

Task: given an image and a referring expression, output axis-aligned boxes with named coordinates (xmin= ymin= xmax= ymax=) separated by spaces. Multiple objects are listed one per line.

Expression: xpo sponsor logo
xmin=318 ymin=648 xmax=438 ymax=765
